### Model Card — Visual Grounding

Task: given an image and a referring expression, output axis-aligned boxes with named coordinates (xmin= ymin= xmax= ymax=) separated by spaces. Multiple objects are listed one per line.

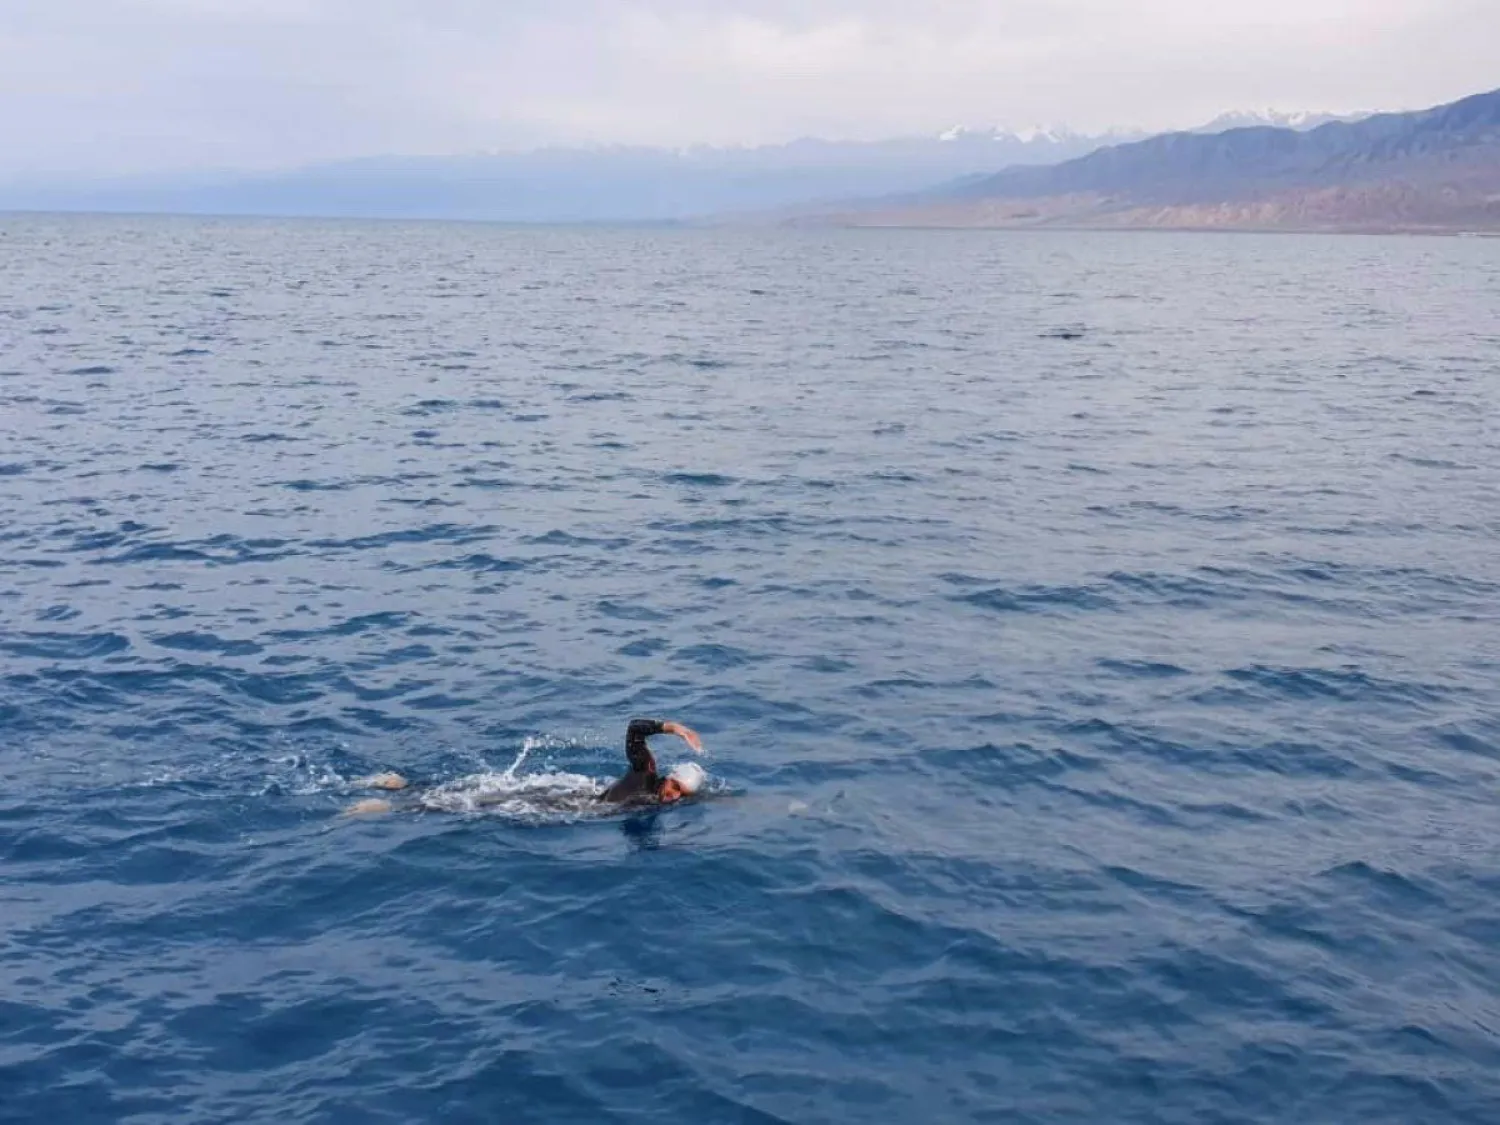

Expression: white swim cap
xmin=668 ymin=761 xmax=707 ymax=795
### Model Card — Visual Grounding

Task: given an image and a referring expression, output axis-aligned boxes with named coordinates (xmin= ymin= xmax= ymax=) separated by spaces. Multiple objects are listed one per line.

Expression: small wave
xmin=0 ymin=630 xmax=130 ymax=660
xmin=150 ymin=631 xmax=264 ymax=657
xmin=522 ymin=529 xmax=631 ymax=548
xmin=1222 ymin=664 xmax=1450 ymax=705
xmin=306 ymin=523 xmax=495 ymax=552
xmin=425 ymin=552 xmax=527 ymax=574
xmin=950 ymin=582 xmax=1115 ymax=614
xmin=400 ymin=398 xmax=460 ymax=415
xmin=1096 ymin=658 xmax=1190 ymax=679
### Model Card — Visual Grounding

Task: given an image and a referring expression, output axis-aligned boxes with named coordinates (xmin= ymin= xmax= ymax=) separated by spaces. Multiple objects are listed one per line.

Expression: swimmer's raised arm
xmin=623 ymin=717 xmax=702 ymax=772
xmin=661 ymin=720 xmax=703 ymax=754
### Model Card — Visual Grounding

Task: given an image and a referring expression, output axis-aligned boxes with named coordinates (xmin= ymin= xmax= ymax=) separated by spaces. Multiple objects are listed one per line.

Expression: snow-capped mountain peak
xmin=1194 ymin=108 xmax=1370 ymax=133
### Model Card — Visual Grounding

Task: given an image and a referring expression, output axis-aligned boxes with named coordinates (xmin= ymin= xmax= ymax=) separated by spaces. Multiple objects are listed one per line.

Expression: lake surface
xmin=1 ymin=216 xmax=1498 ymax=1124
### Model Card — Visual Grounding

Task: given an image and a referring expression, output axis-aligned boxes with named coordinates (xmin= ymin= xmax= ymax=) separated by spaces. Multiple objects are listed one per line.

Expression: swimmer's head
xmin=659 ymin=761 xmax=706 ymax=803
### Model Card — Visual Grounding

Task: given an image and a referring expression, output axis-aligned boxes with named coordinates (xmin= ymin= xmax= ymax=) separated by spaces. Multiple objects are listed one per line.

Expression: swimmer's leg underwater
xmin=343 ymin=772 xmax=410 ymax=816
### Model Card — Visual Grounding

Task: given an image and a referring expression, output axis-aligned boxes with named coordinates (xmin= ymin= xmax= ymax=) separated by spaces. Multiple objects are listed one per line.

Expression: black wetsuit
xmin=598 ymin=718 xmax=668 ymax=804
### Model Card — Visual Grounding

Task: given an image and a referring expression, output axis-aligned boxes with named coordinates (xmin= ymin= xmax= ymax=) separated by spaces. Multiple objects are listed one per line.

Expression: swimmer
xmin=342 ymin=718 xmax=706 ymax=816
xmin=597 ymin=718 xmax=705 ymax=805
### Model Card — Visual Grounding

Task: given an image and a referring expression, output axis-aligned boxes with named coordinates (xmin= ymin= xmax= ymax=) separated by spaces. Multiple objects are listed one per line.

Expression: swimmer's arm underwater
xmin=343 ymin=772 xmax=410 ymax=816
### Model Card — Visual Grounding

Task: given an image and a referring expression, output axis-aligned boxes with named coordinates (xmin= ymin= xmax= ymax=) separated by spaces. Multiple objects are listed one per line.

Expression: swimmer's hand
xmin=662 ymin=721 xmax=703 ymax=754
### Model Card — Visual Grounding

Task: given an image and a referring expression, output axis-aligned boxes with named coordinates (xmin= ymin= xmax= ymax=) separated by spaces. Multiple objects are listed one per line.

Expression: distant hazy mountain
xmin=0 ymin=129 xmax=1142 ymax=223
xmin=822 ymin=88 xmax=1500 ymax=233
xmin=1192 ymin=109 xmax=1369 ymax=133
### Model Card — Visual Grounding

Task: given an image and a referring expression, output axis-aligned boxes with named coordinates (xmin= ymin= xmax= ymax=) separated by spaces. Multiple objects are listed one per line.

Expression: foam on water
xmin=412 ymin=768 xmax=605 ymax=818
xmin=409 ymin=737 xmax=607 ymax=818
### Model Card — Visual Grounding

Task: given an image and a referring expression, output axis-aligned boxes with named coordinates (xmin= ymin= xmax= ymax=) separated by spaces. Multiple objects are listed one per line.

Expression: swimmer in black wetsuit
xmin=598 ymin=718 xmax=704 ymax=805
xmin=342 ymin=717 xmax=704 ymax=815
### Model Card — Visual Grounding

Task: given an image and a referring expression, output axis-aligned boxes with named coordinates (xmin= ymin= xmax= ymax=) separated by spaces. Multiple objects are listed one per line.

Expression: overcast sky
xmin=2 ymin=0 xmax=1496 ymax=175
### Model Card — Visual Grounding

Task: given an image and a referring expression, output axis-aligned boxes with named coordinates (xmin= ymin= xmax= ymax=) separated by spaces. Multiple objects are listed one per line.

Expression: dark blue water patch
xmin=522 ymin=529 xmax=632 ymax=549
xmin=595 ymin=600 xmax=669 ymax=622
xmin=329 ymin=672 xmax=437 ymax=703
xmin=1105 ymin=568 xmax=1261 ymax=608
xmin=923 ymin=740 xmax=1105 ymax=789
xmin=1097 ymin=658 xmax=1192 ymax=678
xmin=0 ymin=555 xmax=62 ymax=570
xmin=1319 ymin=859 xmax=1448 ymax=913
xmin=150 ymin=631 xmax=265 ymax=657
xmin=305 ymin=523 xmax=495 ymax=552
xmin=795 ymin=655 xmax=853 ymax=674
xmin=0 ymin=630 xmax=130 ymax=660
xmin=34 ymin=604 xmax=81 ymax=622
xmin=1217 ymin=664 xmax=1451 ymax=706
xmin=1431 ymin=722 xmax=1499 ymax=761
xmin=401 ymin=398 xmax=460 ymax=415
xmin=404 ymin=692 xmax=476 ymax=711
xmin=1389 ymin=452 xmax=1471 ymax=470
xmin=662 ymin=471 xmax=737 ymax=487
xmin=267 ymin=612 xmax=413 ymax=642
xmin=282 ymin=477 xmax=359 ymax=491
xmin=617 ymin=638 xmax=670 ymax=658
xmin=670 ymin=643 xmax=761 ymax=671
xmin=426 ymin=551 xmax=528 ymax=574
xmin=456 ymin=474 xmax=517 ymax=489
xmin=85 ymin=534 xmax=298 ymax=567
xmin=66 ymin=364 xmax=116 ymax=375
xmin=947 ymin=579 xmax=1117 ymax=614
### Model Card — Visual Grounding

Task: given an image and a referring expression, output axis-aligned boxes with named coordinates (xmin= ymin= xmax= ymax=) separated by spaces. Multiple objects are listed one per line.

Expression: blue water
xmin=2 ymin=216 xmax=1498 ymax=1124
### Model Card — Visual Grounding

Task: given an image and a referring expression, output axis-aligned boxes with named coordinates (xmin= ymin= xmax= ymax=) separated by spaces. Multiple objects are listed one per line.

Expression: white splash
xmin=414 ymin=768 xmax=604 ymax=818
xmin=404 ymin=734 xmax=603 ymax=818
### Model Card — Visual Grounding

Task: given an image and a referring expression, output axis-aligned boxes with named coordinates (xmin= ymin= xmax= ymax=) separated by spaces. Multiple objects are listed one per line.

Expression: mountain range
xmin=0 ymin=112 xmax=1342 ymax=225
xmin=821 ymin=88 xmax=1500 ymax=233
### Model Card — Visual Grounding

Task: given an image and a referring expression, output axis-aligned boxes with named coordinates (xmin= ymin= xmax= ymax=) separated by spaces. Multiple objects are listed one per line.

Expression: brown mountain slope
xmin=823 ymin=89 xmax=1500 ymax=233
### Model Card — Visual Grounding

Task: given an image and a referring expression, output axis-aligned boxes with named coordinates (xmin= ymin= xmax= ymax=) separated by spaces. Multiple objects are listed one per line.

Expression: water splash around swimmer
xmin=344 ymin=720 xmax=712 ymax=821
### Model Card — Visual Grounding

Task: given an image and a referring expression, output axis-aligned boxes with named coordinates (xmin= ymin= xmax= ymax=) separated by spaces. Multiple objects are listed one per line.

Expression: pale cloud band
xmin=1 ymin=0 xmax=1495 ymax=174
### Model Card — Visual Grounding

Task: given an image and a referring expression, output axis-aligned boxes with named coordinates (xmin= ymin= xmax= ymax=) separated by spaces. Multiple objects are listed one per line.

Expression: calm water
xmin=2 ymin=216 xmax=1498 ymax=1124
